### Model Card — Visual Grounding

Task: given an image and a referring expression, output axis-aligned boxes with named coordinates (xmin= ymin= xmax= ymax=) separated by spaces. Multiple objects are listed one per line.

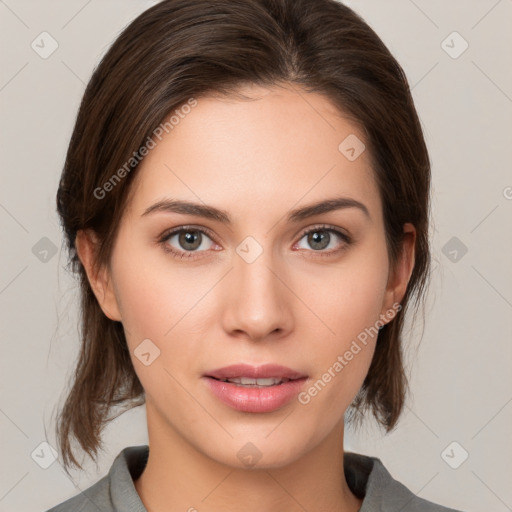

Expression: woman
xmin=48 ymin=0 xmax=464 ymax=510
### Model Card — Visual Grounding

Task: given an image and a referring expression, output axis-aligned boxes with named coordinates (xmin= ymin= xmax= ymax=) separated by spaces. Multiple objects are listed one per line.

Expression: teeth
xmin=222 ymin=377 xmax=290 ymax=386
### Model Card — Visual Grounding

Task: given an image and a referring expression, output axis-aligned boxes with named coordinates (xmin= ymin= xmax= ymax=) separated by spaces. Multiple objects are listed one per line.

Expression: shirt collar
xmin=108 ymin=444 xmax=415 ymax=512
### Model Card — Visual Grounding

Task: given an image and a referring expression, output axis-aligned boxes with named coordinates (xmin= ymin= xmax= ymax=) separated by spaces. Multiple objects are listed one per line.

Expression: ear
xmin=75 ymin=229 xmax=122 ymax=322
xmin=380 ymin=222 xmax=416 ymax=318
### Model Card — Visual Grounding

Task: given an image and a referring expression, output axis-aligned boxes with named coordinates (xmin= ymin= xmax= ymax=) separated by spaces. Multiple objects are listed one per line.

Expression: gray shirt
xmin=46 ymin=445 xmax=463 ymax=511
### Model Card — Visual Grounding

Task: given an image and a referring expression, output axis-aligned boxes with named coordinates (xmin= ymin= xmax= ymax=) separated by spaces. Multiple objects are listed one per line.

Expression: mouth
xmin=202 ymin=363 xmax=308 ymax=413
xmin=207 ymin=376 xmax=297 ymax=387
xmin=204 ymin=363 xmax=307 ymax=384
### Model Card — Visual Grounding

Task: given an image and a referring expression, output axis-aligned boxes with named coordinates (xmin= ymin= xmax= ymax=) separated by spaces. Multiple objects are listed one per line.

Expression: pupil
xmin=180 ymin=231 xmax=201 ymax=250
xmin=309 ymin=230 xmax=329 ymax=250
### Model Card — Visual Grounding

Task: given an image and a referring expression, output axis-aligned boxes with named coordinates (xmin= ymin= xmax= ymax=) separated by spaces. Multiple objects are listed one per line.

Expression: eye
xmin=158 ymin=226 xmax=219 ymax=259
xmin=294 ymin=225 xmax=351 ymax=256
xmin=158 ymin=223 xmax=351 ymax=261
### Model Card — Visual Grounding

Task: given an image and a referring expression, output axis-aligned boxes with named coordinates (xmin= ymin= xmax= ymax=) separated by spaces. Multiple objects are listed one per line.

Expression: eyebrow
xmin=141 ymin=196 xmax=370 ymax=224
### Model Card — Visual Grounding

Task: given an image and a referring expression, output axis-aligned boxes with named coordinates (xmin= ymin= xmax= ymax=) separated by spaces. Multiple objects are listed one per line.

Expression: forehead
xmin=125 ymin=84 xmax=381 ymax=222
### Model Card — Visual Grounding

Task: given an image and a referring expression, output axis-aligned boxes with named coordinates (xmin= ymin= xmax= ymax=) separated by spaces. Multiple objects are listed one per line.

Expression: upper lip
xmin=204 ymin=363 xmax=307 ymax=380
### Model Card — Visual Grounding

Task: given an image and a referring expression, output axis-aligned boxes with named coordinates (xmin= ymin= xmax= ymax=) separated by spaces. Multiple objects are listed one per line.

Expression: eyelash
xmin=157 ymin=224 xmax=352 ymax=260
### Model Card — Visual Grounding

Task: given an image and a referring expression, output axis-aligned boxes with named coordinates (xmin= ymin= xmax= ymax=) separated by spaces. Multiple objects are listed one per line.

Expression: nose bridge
xmin=221 ymin=235 xmax=292 ymax=339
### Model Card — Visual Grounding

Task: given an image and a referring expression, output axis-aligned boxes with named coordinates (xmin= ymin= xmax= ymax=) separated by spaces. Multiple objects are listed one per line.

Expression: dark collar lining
xmin=344 ymin=451 xmax=374 ymax=499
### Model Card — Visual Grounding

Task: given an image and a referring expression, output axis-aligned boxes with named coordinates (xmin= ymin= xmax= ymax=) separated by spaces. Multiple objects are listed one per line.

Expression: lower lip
xmin=203 ymin=377 xmax=308 ymax=413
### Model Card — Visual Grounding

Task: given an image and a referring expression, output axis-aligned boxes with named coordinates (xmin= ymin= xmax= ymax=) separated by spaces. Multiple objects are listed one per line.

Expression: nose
xmin=220 ymin=247 xmax=294 ymax=342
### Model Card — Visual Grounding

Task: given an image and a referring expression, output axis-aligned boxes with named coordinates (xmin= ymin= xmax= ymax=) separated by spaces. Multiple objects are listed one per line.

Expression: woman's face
xmin=81 ymin=83 xmax=414 ymax=468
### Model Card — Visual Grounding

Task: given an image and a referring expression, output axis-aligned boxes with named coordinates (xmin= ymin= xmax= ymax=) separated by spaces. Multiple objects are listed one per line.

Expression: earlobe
xmin=381 ymin=223 xmax=416 ymax=319
xmin=75 ymin=230 xmax=122 ymax=322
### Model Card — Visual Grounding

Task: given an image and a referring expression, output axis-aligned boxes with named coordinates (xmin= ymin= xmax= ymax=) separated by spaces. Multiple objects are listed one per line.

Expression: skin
xmin=76 ymin=83 xmax=415 ymax=512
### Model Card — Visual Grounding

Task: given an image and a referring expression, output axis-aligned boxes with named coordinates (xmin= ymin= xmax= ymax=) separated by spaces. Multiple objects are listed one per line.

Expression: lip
xmin=204 ymin=363 xmax=307 ymax=380
xmin=202 ymin=363 xmax=308 ymax=413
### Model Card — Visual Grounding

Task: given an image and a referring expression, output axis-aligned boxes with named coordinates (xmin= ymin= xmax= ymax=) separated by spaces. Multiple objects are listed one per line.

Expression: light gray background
xmin=1 ymin=1 xmax=511 ymax=511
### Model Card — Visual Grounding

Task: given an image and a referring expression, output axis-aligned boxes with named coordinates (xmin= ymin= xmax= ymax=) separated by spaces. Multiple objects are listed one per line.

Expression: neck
xmin=134 ymin=407 xmax=362 ymax=512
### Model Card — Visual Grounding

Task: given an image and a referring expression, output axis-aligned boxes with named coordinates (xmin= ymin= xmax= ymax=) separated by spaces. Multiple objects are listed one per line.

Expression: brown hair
xmin=56 ymin=0 xmax=431 ymax=471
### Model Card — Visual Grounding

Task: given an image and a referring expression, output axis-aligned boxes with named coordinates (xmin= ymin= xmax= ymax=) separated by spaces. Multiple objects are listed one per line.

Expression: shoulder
xmin=44 ymin=475 xmax=111 ymax=512
xmin=44 ymin=445 xmax=149 ymax=512
xmin=344 ymin=451 xmax=466 ymax=512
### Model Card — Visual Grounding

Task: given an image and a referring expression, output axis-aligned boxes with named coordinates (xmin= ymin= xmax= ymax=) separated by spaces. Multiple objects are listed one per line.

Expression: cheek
xmin=109 ymin=255 xmax=210 ymax=405
xmin=109 ymin=243 xmax=219 ymax=389
xmin=294 ymin=237 xmax=389 ymax=347
xmin=110 ymin=232 xmax=202 ymax=338
xmin=113 ymin=270 xmax=171 ymax=342
xmin=293 ymin=238 xmax=389 ymax=409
